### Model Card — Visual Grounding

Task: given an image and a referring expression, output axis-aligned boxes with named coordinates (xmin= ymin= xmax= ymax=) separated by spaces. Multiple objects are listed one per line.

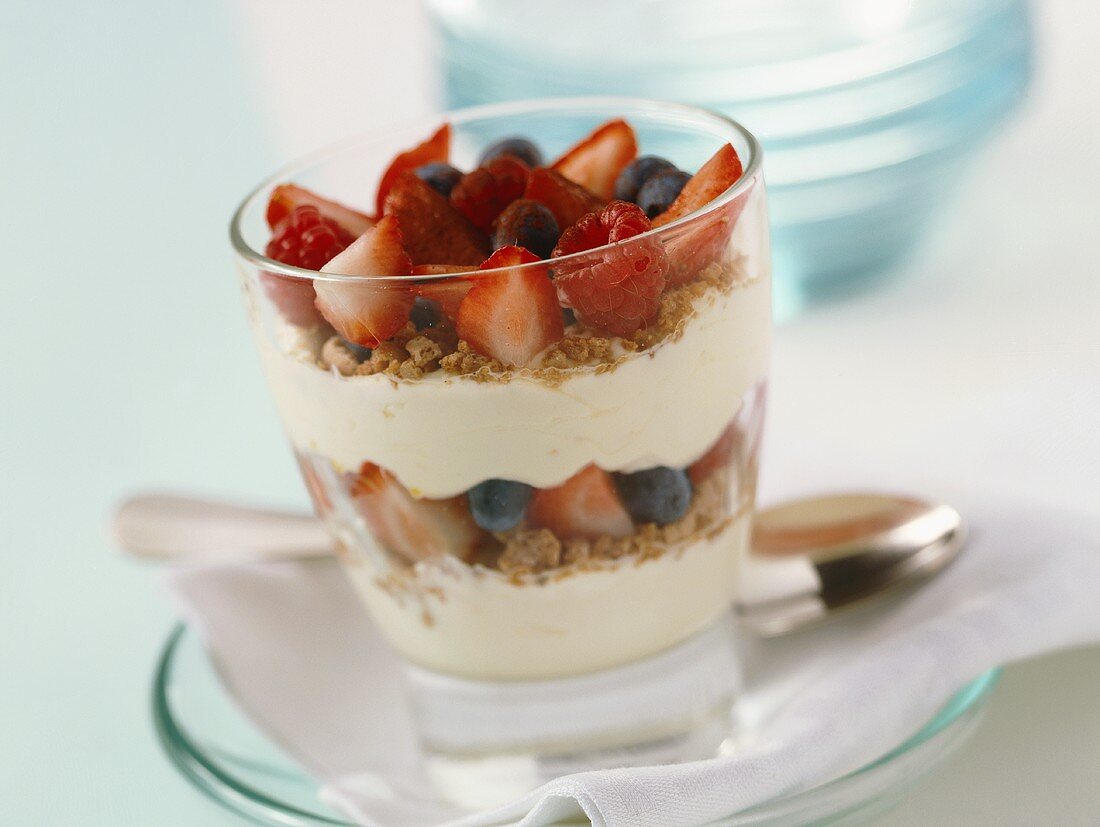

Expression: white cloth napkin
xmin=169 ymin=498 xmax=1100 ymax=826
xmin=167 ymin=373 xmax=1100 ymax=826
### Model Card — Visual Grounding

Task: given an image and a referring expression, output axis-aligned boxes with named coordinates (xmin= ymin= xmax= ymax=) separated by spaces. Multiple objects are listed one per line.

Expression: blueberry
xmin=492 ymin=199 xmax=560 ymax=259
xmin=478 ymin=137 xmax=543 ymax=168
xmin=614 ymin=155 xmax=677 ymax=203
xmin=340 ymin=338 xmax=372 ymax=362
xmin=613 ymin=467 xmax=693 ymax=525
xmin=414 ymin=162 xmax=463 ymax=197
xmin=468 ymin=479 xmax=534 ymax=532
xmin=562 ymin=307 xmax=577 ymax=327
xmin=636 ymin=169 xmax=691 ymax=219
xmin=410 ymin=296 xmax=441 ymax=330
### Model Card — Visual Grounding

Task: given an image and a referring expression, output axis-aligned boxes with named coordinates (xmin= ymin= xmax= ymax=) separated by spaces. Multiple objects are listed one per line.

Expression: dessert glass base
xmin=406 ymin=618 xmax=743 ymax=810
xmin=153 ymin=623 xmax=1000 ymax=826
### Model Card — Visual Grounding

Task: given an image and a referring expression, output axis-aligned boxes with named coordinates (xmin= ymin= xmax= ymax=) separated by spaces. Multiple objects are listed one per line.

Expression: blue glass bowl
xmin=427 ymin=0 xmax=1032 ymax=314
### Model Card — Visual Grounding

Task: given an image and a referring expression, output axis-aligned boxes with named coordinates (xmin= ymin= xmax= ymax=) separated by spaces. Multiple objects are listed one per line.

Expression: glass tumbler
xmin=231 ymin=98 xmax=771 ymax=805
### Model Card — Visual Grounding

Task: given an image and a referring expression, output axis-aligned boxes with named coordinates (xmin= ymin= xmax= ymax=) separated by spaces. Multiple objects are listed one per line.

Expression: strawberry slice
xmin=552 ymin=119 xmax=638 ymax=201
xmin=262 ymin=275 xmax=326 ymax=327
xmin=523 ymin=168 xmax=605 ymax=230
xmin=528 ymin=465 xmax=634 ymax=540
xmin=652 ymin=144 xmax=744 ymax=228
xmin=374 ymin=123 xmax=451 ymax=216
xmin=411 ymin=265 xmax=476 ymax=320
xmin=383 ymin=172 xmax=488 ymax=267
xmin=350 ymin=463 xmax=484 ymax=563
xmin=314 ymin=215 xmax=414 ymax=347
xmin=455 ymin=246 xmax=565 ymax=367
xmin=651 ymin=144 xmax=747 ymax=286
xmin=688 ymin=422 xmax=738 ymax=485
xmin=266 ymin=184 xmax=374 ymax=238
xmin=449 ymin=155 xmax=529 ymax=232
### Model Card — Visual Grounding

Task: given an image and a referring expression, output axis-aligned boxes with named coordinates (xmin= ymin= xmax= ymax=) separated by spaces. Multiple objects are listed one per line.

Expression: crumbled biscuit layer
xmin=316 ymin=256 xmax=744 ymax=382
xmin=495 ymin=469 xmax=733 ymax=579
xmin=320 ymin=322 xmax=459 ymax=379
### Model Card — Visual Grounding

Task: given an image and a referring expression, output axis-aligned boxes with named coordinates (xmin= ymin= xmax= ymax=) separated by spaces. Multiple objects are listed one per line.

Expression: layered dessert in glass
xmin=231 ymin=100 xmax=770 ymax=685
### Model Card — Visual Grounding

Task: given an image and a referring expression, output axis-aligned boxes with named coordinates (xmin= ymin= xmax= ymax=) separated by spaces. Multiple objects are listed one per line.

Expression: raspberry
xmin=550 ymin=201 xmax=668 ymax=336
xmin=265 ymin=205 xmax=352 ymax=270
xmin=450 ymin=155 xmax=529 ymax=232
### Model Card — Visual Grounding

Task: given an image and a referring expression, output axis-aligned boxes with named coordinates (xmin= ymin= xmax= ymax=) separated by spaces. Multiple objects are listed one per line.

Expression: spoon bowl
xmin=741 ymin=493 xmax=965 ymax=635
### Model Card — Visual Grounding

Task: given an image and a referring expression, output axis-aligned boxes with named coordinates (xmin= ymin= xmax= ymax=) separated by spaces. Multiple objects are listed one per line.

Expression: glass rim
xmin=229 ymin=96 xmax=762 ymax=284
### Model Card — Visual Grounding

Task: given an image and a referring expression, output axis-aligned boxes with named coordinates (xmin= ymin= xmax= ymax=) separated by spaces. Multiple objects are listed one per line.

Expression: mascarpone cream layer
xmin=258 ymin=273 xmax=770 ymax=499
xmin=343 ymin=512 xmax=749 ymax=680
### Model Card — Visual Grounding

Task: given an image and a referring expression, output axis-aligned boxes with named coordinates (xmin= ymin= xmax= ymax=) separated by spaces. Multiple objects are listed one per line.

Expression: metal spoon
xmin=739 ymin=493 xmax=965 ymax=635
xmin=112 ymin=491 xmax=964 ymax=634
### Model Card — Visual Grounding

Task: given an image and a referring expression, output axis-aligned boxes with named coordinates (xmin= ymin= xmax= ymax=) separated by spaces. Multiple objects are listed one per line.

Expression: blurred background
xmin=2 ymin=0 xmax=1098 ymax=824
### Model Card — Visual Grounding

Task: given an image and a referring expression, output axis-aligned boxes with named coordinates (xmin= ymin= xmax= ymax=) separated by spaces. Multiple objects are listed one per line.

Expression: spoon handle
xmin=112 ymin=494 xmax=333 ymax=563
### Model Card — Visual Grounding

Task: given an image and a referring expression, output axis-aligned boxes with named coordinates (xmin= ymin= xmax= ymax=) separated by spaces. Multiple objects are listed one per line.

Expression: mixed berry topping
xmin=409 ymin=296 xmax=442 ymax=330
xmin=651 ymin=143 xmax=746 ymax=286
xmin=374 ymin=123 xmax=450 ymax=216
xmin=450 ymin=155 xmax=530 ymax=232
xmin=478 ymin=136 xmax=544 ymax=168
xmin=266 ymin=205 xmax=352 ymax=271
xmin=414 ymin=162 xmax=463 ymax=197
xmin=551 ymin=201 xmax=668 ymax=336
xmin=523 ymin=167 xmax=605 ymax=230
xmin=383 ymin=173 xmax=487 ymax=266
xmin=266 ymin=184 xmax=374 ymax=239
xmin=636 ymin=169 xmax=691 ymax=219
xmin=491 ymin=199 xmax=560 ymax=258
xmin=551 ymin=119 xmax=638 ymax=200
xmin=315 ymin=215 xmax=414 ymax=347
xmin=262 ymin=118 xmax=746 ymax=365
xmin=613 ymin=155 xmax=676 ymax=202
xmin=455 ymin=246 xmax=564 ymax=366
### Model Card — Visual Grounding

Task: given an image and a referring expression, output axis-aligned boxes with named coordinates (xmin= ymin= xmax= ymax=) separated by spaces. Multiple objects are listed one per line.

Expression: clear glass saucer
xmin=152 ymin=624 xmax=999 ymax=826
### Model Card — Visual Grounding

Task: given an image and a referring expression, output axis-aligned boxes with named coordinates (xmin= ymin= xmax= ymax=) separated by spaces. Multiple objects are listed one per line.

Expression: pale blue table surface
xmin=5 ymin=2 xmax=1100 ymax=825
xmin=3 ymin=2 xmax=295 ymax=823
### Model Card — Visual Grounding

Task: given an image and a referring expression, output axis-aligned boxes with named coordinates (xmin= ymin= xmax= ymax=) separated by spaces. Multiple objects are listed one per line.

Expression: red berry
xmin=350 ymin=462 xmax=484 ymax=564
xmin=374 ymin=123 xmax=451 ymax=216
xmin=450 ymin=156 xmax=529 ymax=232
xmin=552 ymin=119 xmax=638 ymax=201
xmin=383 ymin=173 xmax=488 ymax=267
xmin=528 ymin=465 xmax=633 ymax=541
xmin=262 ymin=205 xmax=351 ymax=325
xmin=266 ymin=205 xmax=350 ymax=270
xmin=551 ymin=201 xmax=668 ymax=336
xmin=688 ymin=422 xmax=738 ymax=485
xmin=455 ymin=246 xmax=565 ymax=367
xmin=523 ymin=167 xmax=605 ymax=230
xmin=265 ymin=184 xmax=374 ymax=238
xmin=314 ymin=215 xmax=415 ymax=347
xmin=652 ymin=144 xmax=746 ymax=286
